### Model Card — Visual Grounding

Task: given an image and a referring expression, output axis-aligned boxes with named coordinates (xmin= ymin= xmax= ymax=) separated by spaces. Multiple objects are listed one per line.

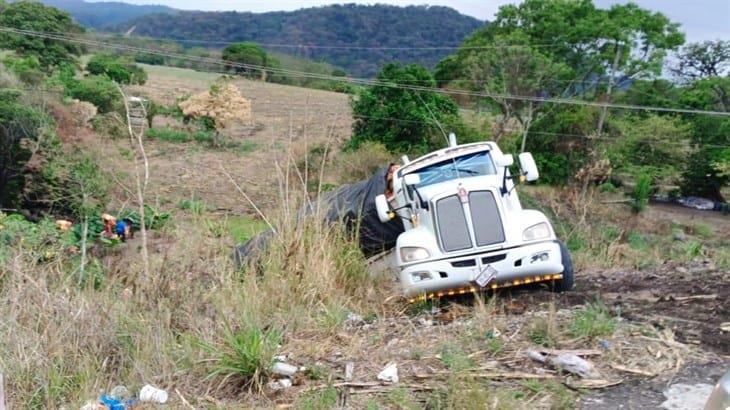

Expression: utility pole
xmin=597 ymin=41 xmax=622 ymax=136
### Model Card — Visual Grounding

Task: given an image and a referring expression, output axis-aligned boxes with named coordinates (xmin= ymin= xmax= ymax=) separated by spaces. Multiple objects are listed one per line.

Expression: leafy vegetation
xmin=111 ymin=4 xmax=483 ymax=77
xmin=0 ymin=0 xmax=85 ymax=69
xmin=350 ymin=63 xmax=476 ymax=155
xmin=86 ymin=54 xmax=147 ymax=85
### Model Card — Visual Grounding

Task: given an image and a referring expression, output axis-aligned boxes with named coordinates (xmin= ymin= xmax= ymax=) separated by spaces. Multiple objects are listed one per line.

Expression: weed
xmin=486 ymin=337 xmax=504 ymax=355
xmin=118 ymin=147 xmax=133 ymax=160
xmin=627 ymin=230 xmax=649 ymax=251
xmin=297 ymin=385 xmax=339 ymax=410
xmin=440 ymin=344 xmax=474 ymax=372
xmin=601 ymin=225 xmax=622 ymax=242
xmin=599 ymin=182 xmax=618 ymax=193
xmin=305 ymin=365 xmax=331 ymax=381
xmin=200 ymin=321 xmax=282 ymax=389
xmin=689 ymin=222 xmax=714 ymax=239
xmin=317 ymin=302 xmax=349 ymax=331
xmin=522 ymin=380 xmax=576 ymax=409
xmin=570 ymin=302 xmax=616 ymax=339
xmin=684 ymin=241 xmax=702 ymax=259
xmin=410 ymin=348 xmax=424 ymax=360
xmin=631 ymin=172 xmax=652 ymax=213
xmin=528 ymin=303 xmax=560 ymax=347
xmin=387 ymin=387 xmax=420 ymax=410
xmin=179 ymin=198 xmax=206 ymax=215
xmin=228 ymin=215 xmax=268 ymax=243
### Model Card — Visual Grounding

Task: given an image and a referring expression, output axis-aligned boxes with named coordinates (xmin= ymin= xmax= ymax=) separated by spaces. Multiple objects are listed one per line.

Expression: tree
xmin=672 ymin=40 xmax=730 ymax=81
xmin=350 ymin=63 xmax=470 ymax=154
xmin=0 ymin=0 xmax=85 ymax=70
xmin=679 ymin=76 xmax=730 ymax=202
xmin=222 ymin=42 xmax=279 ymax=79
xmin=460 ymin=31 xmax=570 ymax=150
xmin=0 ymin=90 xmax=48 ymax=208
xmin=479 ymin=0 xmax=684 ymax=82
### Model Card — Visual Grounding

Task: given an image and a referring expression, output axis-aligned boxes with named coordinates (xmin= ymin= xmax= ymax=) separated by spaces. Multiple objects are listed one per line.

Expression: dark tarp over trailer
xmin=234 ymin=167 xmax=405 ymax=265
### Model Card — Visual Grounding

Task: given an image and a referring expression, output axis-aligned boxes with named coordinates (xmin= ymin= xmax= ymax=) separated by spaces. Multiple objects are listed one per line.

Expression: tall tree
xmin=222 ymin=42 xmax=280 ymax=79
xmin=0 ymin=0 xmax=85 ymax=69
xmin=350 ymin=63 xmax=468 ymax=154
xmin=672 ymin=40 xmax=730 ymax=81
xmin=460 ymin=31 xmax=570 ymax=150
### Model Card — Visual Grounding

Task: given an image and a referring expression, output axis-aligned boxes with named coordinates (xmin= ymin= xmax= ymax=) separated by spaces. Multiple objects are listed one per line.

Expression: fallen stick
xmin=414 ymin=371 xmax=558 ymax=380
xmin=176 ymin=388 xmax=196 ymax=410
xmin=0 ymin=372 xmax=5 ymax=410
xmin=610 ymin=364 xmax=657 ymax=377
xmin=565 ymin=379 xmax=623 ymax=390
xmin=537 ymin=348 xmax=603 ymax=357
xmin=669 ymin=294 xmax=717 ymax=302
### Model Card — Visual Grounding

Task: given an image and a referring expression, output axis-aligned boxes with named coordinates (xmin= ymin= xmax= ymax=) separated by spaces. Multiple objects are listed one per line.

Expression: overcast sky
xmin=92 ymin=0 xmax=730 ymax=43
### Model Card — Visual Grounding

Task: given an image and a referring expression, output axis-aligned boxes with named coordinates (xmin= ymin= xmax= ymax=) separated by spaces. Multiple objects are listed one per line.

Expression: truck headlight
xmin=400 ymin=247 xmax=430 ymax=263
xmin=523 ymin=222 xmax=550 ymax=241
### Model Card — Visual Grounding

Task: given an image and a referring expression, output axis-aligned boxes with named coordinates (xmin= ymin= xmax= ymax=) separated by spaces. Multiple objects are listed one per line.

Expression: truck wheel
xmin=551 ymin=241 xmax=574 ymax=292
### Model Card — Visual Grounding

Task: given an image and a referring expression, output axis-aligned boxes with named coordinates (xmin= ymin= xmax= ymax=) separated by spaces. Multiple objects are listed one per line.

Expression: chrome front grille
xmin=435 ymin=190 xmax=504 ymax=253
xmin=435 ymin=195 xmax=472 ymax=252
xmin=469 ymin=190 xmax=505 ymax=246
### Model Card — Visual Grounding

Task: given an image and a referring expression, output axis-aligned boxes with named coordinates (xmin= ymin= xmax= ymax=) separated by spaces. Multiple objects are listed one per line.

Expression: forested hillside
xmin=35 ymin=0 xmax=176 ymax=28
xmin=118 ymin=4 xmax=484 ymax=76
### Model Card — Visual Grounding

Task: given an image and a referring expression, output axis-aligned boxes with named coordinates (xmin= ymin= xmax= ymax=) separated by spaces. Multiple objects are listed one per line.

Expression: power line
xmin=5 ymin=84 xmax=729 ymax=149
xmin=2 ymin=27 xmax=729 ymax=118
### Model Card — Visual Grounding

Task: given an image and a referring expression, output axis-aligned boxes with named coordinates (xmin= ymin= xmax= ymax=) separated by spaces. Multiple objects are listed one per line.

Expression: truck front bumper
xmin=399 ymin=240 xmax=564 ymax=297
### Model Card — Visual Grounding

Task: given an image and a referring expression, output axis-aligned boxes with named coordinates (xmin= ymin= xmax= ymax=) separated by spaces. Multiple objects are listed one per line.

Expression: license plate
xmin=475 ymin=265 xmax=498 ymax=288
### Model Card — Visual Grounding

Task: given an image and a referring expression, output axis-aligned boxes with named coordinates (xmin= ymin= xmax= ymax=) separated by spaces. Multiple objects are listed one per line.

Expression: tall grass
xmin=0 ymin=157 xmax=388 ymax=406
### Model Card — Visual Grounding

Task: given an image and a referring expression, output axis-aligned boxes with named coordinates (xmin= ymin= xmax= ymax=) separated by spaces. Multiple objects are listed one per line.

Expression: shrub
xmin=65 ymin=76 xmax=121 ymax=113
xmin=2 ymin=56 xmax=44 ymax=85
xmin=632 ymin=172 xmax=652 ymax=213
xmin=86 ymin=54 xmax=147 ymax=85
xmin=134 ymin=53 xmax=165 ymax=65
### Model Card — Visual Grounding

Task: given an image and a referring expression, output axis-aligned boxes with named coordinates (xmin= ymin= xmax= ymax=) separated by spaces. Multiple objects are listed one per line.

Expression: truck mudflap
xmin=400 ymin=240 xmax=564 ymax=298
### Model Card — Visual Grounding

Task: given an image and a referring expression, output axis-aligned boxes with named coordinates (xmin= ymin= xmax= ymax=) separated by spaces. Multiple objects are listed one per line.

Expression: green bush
xmin=146 ymin=127 xmax=214 ymax=144
xmin=65 ymin=76 xmax=121 ymax=113
xmin=134 ymin=53 xmax=165 ymax=65
xmin=86 ymin=54 xmax=147 ymax=85
xmin=2 ymin=56 xmax=44 ymax=85
xmin=632 ymin=172 xmax=652 ymax=213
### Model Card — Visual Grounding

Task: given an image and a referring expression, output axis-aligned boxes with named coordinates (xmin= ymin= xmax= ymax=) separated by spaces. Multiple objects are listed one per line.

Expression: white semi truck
xmin=374 ymin=134 xmax=574 ymax=300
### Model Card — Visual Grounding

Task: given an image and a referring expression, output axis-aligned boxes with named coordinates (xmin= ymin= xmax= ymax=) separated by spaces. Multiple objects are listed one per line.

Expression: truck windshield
xmin=410 ymin=151 xmax=497 ymax=188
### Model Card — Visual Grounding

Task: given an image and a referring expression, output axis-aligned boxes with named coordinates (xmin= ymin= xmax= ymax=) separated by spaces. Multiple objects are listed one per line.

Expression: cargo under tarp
xmin=234 ymin=166 xmax=405 ymax=265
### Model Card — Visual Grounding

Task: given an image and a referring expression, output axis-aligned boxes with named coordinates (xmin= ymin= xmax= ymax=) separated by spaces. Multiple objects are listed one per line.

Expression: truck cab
xmin=374 ymin=134 xmax=574 ymax=300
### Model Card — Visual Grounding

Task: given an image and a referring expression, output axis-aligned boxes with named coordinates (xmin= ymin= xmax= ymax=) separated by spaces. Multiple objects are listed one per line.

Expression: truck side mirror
xmin=375 ymin=194 xmax=393 ymax=223
xmin=519 ymin=152 xmax=539 ymax=182
xmin=495 ymin=154 xmax=514 ymax=167
xmin=403 ymin=173 xmax=421 ymax=186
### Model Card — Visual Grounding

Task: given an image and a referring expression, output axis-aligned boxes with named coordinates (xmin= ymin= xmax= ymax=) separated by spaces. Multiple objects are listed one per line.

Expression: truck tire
xmin=551 ymin=241 xmax=574 ymax=292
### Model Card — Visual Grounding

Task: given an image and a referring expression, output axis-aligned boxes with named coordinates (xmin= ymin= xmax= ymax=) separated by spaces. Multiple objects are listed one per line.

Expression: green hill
xmin=117 ymin=4 xmax=485 ymax=77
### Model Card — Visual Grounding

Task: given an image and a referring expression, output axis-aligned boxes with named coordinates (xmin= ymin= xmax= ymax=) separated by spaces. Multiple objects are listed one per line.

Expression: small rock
xmin=673 ymin=229 xmax=687 ymax=242
xmin=550 ymin=354 xmax=599 ymax=379
xmin=660 ymin=383 xmax=713 ymax=410
xmin=345 ymin=312 xmax=365 ymax=327
xmin=377 ymin=362 xmax=399 ymax=383
xmin=268 ymin=378 xmax=293 ymax=391
xmin=418 ymin=317 xmax=433 ymax=327
xmin=599 ymin=340 xmax=610 ymax=350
